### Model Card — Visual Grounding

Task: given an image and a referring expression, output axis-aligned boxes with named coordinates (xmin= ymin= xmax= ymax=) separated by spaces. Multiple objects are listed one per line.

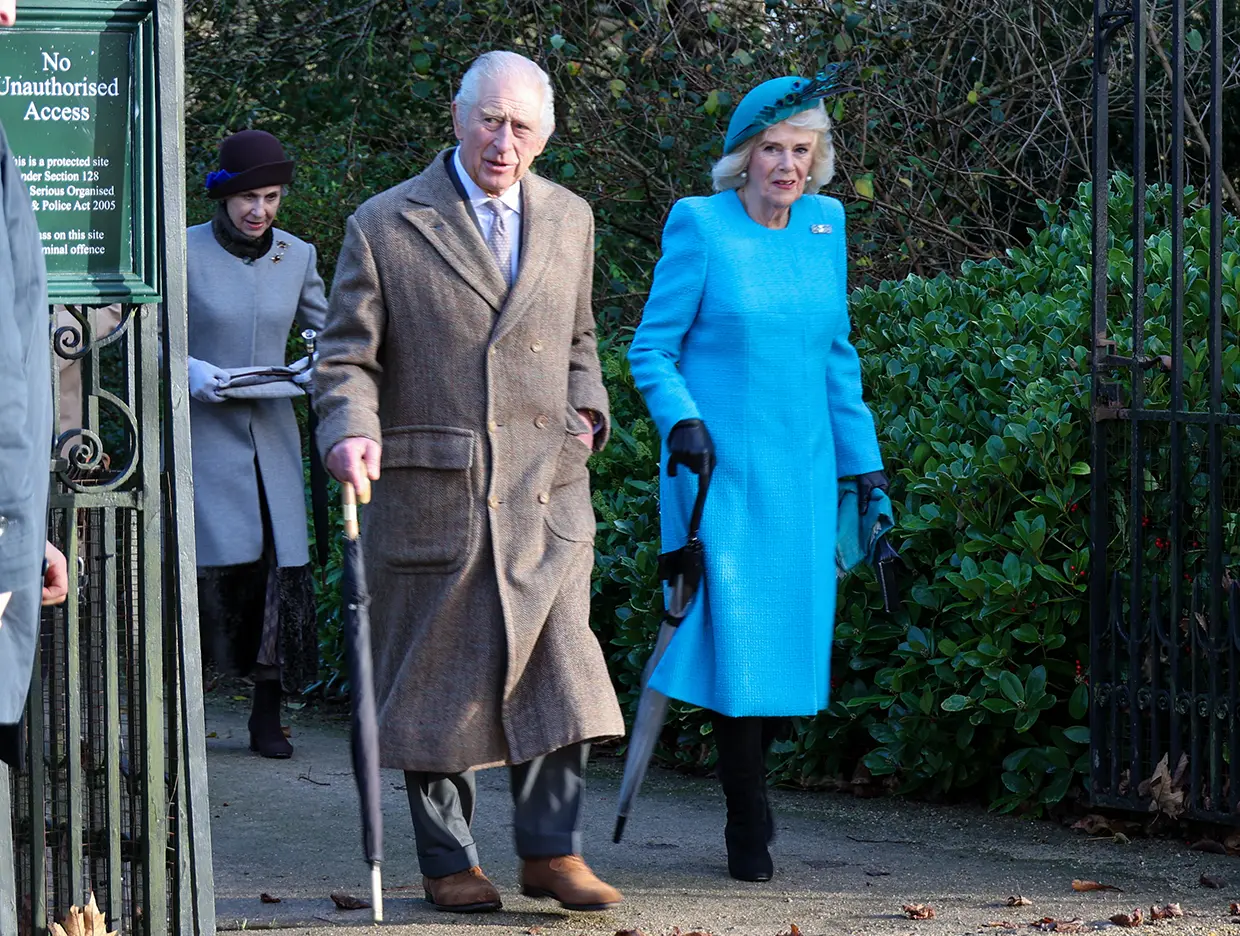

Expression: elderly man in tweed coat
xmin=315 ymin=50 xmax=625 ymax=914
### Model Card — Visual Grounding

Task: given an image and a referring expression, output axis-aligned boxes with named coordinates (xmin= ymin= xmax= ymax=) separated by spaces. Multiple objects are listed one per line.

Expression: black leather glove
xmin=855 ymin=470 xmax=889 ymax=514
xmin=667 ymin=419 xmax=715 ymax=476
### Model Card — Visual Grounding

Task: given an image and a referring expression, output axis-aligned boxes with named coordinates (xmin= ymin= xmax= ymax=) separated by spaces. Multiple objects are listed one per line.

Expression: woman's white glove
xmin=289 ymin=355 xmax=314 ymax=393
xmin=188 ymin=356 xmax=229 ymax=403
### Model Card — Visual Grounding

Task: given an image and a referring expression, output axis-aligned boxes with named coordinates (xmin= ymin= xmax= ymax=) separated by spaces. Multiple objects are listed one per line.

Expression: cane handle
xmin=343 ymin=483 xmax=360 ymax=540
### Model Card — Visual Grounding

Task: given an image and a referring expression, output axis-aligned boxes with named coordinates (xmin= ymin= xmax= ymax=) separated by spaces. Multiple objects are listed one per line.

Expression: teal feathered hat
xmin=723 ymin=63 xmax=855 ymax=154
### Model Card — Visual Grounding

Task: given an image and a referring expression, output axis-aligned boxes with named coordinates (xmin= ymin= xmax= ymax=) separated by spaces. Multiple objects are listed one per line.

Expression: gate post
xmin=155 ymin=1 xmax=217 ymax=932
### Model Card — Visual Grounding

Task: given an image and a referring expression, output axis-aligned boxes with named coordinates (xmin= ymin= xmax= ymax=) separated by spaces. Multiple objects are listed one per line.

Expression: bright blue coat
xmin=628 ymin=191 xmax=883 ymax=717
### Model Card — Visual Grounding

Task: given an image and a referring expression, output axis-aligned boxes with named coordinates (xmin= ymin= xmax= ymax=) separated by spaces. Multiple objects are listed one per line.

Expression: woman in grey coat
xmin=188 ymin=130 xmax=327 ymax=757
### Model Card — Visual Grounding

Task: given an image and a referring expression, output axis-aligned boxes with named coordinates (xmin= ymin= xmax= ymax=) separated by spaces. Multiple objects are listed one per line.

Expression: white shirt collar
xmin=453 ymin=147 xmax=521 ymax=214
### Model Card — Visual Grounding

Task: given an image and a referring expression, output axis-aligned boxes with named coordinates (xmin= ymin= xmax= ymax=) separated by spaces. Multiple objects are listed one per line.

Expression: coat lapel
xmin=402 ymin=153 xmax=507 ymax=313
xmin=492 ymin=172 xmax=566 ymax=342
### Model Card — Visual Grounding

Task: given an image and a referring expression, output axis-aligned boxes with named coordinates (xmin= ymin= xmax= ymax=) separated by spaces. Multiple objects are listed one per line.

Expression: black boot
xmin=712 ymin=714 xmax=774 ymax=882
xmin=249 ymin=680 xmax=293 ymax=758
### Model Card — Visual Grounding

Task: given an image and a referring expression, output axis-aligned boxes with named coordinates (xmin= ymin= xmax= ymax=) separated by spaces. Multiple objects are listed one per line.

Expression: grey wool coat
xmin=313 ymin=150 xmax=625 ymax=773
xmin=0 ymin=121 xmax=51 ymax=725
xmin=187 ymin=223 xmax=328 ymax=568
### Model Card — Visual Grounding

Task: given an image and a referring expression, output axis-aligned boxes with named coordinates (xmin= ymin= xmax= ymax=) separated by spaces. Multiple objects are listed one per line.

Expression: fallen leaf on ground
xmin=1070 ymin=814 xmax=1140 ymax=837
xmin=776 ymin=927 xmax=801 ymax=936
xmin=1071 ymin=879 xmax=1121 ymax=892
xmin=525 ymin=928 xmax=541 ymax=935
xmin=865 ymin=868 xmax=892 ymax=877
xmin=1071 ymin=814 xmax=1114 ymax=835
xmin=329 ymin=893 xmax=371 ymax=910
xmin=1030 ymin=918 xmax=1091 ymax=933
xmin=1225 ymin=832 xmax=1240 ymax=854
xmin=613 ymin=930 xmax=647 ymax=936
xmin=1138 ymin=752 xmax=1188 ymax=819
xmin=1150 ymin=903 xmax=1184 ymax=920
xmin=1109 ymin=908 xmax=1144 ymax=927
xmin=1007 ymin=895 xmax=1033 ymax=906
xmin=259 ymin=893 xmax=280 ymax=904
xmin=902 ymin=904 xmax=935 ymax=920
xmin=1232 ymin=901 xmax=1240 ymax=915
xmin=48 ymin=894 xmax=117 ymax=936
xmin=1200 ymin=873 xmax=1224 ymax=889
xmin=983 ymin=922 xmax=1016 ymax=929
xmin=1190 ymin=838 xmax=1227 ymax=854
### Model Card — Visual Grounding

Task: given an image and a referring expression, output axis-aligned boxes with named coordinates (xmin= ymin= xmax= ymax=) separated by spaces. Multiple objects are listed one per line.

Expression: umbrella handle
xmin=343 ymin=483 xmax=360 ymax=540
xmin=686 ymin=462 xmax=712 ymax=538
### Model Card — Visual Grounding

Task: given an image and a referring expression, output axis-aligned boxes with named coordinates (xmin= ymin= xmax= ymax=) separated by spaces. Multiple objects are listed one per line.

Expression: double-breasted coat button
xmin=537 ymin=492 xmax=550 ymax=504
xmin=530 ymin=340 xmax=544 ymax=352
xmin=534 ymin=414 xmax=549 ymax=429
xmin=488 ymin=495 xmax=500 ymax=509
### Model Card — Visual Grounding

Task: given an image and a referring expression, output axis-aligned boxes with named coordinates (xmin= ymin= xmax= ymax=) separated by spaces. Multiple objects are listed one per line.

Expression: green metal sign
xmin=0 ymin=2 xmax=157 ymax=302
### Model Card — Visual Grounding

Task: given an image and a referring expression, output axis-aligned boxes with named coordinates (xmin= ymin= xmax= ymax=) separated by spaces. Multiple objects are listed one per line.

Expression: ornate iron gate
xmin=1 ymin=1 xmax=215 ymax=934
xmin=1089 ymin=0 xmax=1238 ymax=819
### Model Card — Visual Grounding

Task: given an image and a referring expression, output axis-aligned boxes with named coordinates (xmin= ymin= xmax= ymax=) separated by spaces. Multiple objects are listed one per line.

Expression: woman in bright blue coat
xmin=628 ymin=70 xmax=888 ymax=882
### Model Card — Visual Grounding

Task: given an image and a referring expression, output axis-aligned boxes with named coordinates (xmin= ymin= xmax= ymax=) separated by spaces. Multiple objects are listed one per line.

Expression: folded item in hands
xmin=214 ymin=356 xmax=312 ymax=400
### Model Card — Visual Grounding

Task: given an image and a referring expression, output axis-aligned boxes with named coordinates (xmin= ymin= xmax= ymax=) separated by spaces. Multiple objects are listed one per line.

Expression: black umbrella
xmin=302 ymin=330 xmax=330 ymax=571
xmin=613 ymin=462 xmax=712 ymax=843
xmin=341 ymin=482 xmax=384 ymax=922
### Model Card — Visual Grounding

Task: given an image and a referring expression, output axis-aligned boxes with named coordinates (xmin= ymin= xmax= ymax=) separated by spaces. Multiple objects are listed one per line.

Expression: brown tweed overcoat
xmin=313 ymin=151 xmax=624 ymax=773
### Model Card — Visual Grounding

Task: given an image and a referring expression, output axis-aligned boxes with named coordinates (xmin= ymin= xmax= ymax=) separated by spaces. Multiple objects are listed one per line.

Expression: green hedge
xmin=588 ymin=174 xmax=1240 ymax=812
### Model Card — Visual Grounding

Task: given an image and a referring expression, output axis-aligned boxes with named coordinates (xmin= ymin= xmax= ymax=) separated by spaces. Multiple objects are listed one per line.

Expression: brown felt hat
xmin=205 ymin=130 xmax=295 ymax=199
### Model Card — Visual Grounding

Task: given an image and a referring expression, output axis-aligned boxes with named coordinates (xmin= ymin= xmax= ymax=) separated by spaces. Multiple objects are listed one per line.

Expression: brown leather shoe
xmin=520 ymin=855 xmax=622 ymax=911
xmin=422 ymin=866 xmax=502 ymax=913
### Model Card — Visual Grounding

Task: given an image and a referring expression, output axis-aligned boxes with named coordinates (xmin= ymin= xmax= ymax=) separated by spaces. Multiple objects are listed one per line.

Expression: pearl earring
xmin=806 ymin=174 xmax=813 ymax=182
xmin=740 ymin=170 xmax=747 ymax=179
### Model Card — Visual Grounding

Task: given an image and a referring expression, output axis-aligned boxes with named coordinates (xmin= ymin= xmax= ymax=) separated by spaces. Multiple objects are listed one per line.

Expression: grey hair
xmin=454 ymin=50 xmax=555 ymax=140
xmin=711 ymin=102 xmax=836 ymax=193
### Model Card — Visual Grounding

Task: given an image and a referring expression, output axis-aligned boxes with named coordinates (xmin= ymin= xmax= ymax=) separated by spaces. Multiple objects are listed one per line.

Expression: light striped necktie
xmin=484 ymin=198 xmax=513 ymax=287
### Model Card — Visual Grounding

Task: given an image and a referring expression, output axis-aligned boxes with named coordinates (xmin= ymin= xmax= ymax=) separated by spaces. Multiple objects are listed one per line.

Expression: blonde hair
xmin=711 ymin=102 xmax=835 ymax=193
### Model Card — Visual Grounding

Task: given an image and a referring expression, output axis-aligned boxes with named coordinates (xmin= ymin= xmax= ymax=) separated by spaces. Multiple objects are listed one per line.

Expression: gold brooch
xmin=810 ymin=224 xmax=832 ymax=234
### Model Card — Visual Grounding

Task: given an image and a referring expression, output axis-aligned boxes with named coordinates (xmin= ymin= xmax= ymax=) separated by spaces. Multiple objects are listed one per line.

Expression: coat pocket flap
xmin=381 ymin=427 xmax=474 ymax=470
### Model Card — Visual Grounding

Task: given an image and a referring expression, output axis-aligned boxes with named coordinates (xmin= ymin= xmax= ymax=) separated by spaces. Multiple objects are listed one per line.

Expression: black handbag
xmin=874 ymin=536 xmax=903 ymax=613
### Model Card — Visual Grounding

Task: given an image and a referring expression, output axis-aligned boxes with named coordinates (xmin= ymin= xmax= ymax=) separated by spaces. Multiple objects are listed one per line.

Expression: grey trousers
xmin=405 ymin=742 xmax=588 ymax=878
